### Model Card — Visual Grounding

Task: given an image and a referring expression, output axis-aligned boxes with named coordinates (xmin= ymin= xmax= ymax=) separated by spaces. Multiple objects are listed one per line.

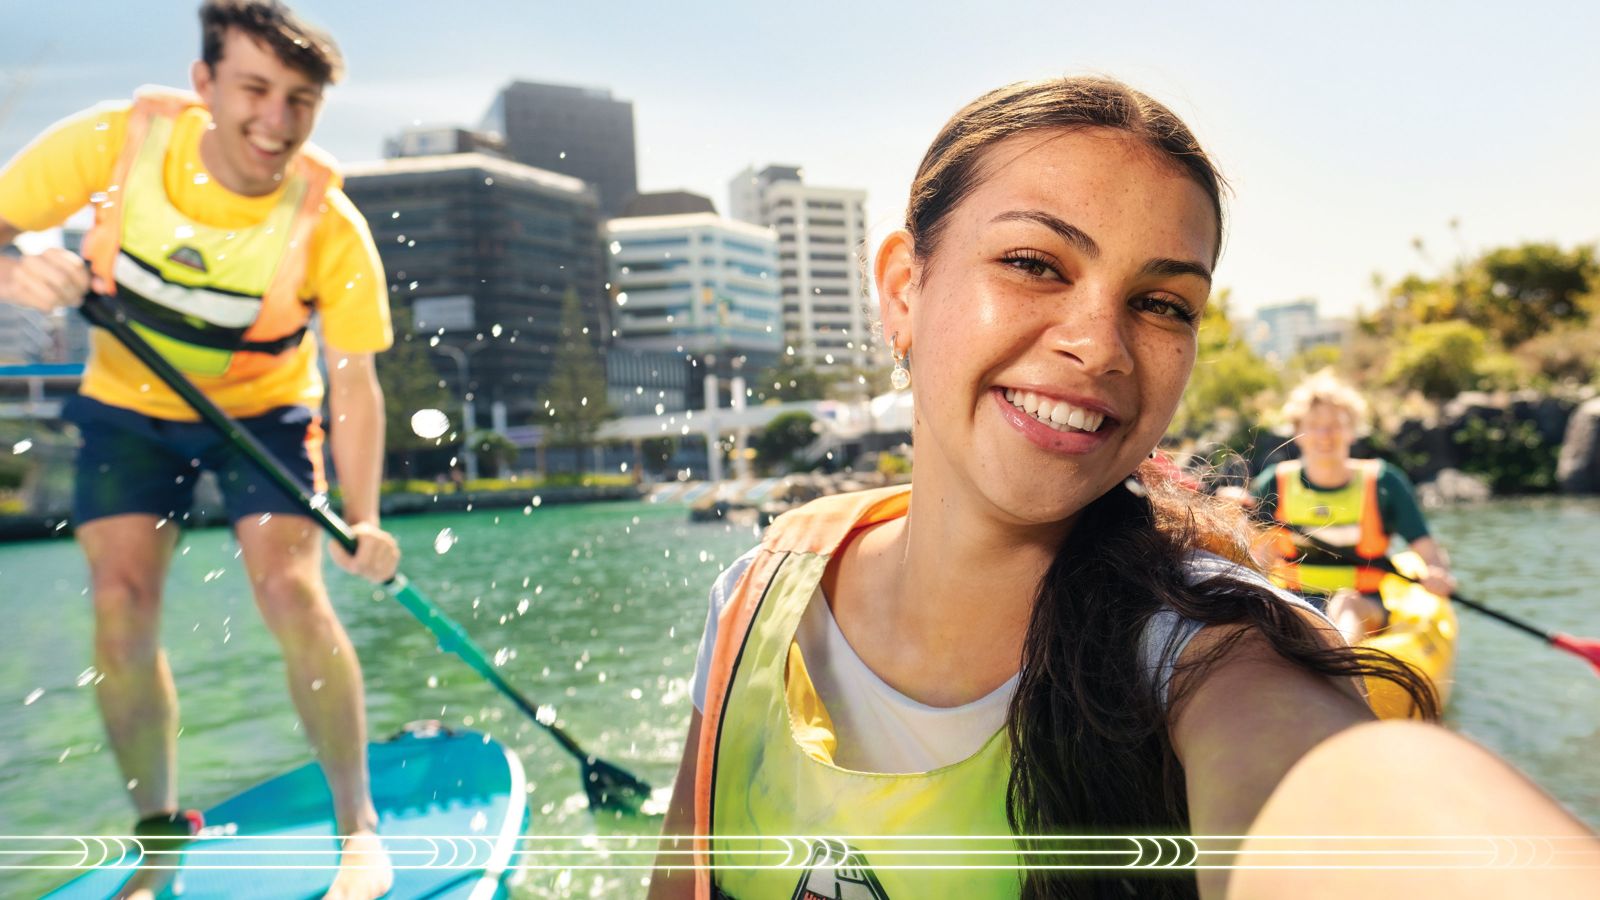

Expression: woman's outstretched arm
xmin=1229 ymin=719 xmax=1598 ymax=899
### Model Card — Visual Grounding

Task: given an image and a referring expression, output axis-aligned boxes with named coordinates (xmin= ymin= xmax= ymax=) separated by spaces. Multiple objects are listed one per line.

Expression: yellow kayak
xmin=1361 ymin=550 xmax=1459 ymax=718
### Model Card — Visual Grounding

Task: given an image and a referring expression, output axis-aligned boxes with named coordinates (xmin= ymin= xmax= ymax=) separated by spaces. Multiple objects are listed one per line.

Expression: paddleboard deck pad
xmin=44 ymin=722 xmax=527 ymax=899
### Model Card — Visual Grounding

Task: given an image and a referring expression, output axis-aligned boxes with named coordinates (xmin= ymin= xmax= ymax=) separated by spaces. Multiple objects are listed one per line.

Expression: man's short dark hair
xmin=200 ymin=0 xmax=344 ymax=86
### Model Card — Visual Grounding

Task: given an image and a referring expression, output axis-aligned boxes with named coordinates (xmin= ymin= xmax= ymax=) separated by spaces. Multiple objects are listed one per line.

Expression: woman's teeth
xmin=248 ymin=136 xmax=287 ymax=154
xmin=1002 ymin=388 xmax=1106 ymax=433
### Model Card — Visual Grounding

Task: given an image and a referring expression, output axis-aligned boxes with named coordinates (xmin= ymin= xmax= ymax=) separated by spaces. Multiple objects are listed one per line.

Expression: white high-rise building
xmin=607 ymin=201 xmax=783 ymax=377
xmin=1246 ymin=298 xmax=1348 ymax=366
xmin=728 ymin=165 xmax=880 ymax=375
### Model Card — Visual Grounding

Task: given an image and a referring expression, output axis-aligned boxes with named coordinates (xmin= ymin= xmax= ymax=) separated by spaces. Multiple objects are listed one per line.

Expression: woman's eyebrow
xmin=1141 ymin=257 xmax=1212 ymax=285
xmin=991 ymin=209 xmax=1212 ymax=284
xmin=990 ymin=210 xmax=1099 ymax=258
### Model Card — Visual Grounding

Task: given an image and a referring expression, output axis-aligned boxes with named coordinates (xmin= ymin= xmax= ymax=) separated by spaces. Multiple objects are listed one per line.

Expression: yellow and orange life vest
xmin=1270 ymin=459 xmax=1390 ymax=595
xmin=80 ymin=87 xmax=333 ymax=381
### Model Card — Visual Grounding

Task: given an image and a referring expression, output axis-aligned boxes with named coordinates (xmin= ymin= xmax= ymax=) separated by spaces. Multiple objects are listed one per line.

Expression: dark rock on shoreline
xmin=1556 ymin=398 xmax=1600 ymax=494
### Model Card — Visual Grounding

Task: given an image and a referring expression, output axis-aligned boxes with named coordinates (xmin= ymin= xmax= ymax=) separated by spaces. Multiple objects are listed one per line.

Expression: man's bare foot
xmin=323 ymin=829 xmax=393 ymax=900
xmin=115 ymin=810 xmax=200 ymax=899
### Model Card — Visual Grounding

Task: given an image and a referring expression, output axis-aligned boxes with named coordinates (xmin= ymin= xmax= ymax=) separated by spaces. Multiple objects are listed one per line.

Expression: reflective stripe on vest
xmin=693 ymin=486 xmax=1021 ymax=900
xmin=1271 ymin=459 xmax=1389 ymax=594
xmin=80 ymin=87 xmax=330 ymax=379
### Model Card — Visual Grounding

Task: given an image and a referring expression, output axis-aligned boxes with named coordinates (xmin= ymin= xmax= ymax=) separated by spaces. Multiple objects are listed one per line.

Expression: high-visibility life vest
xmin=691 ymin=486 xmax=1021 ymax=900
xmin=80 ymin=87 xmax=333 ymax=380
xmin=1271 ymin=459 xmax=1390 ymax=594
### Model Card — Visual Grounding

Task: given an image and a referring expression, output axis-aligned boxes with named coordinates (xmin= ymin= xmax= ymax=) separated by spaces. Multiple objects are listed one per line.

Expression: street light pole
xmin=431 ymin=343 xmax=480 ymax=481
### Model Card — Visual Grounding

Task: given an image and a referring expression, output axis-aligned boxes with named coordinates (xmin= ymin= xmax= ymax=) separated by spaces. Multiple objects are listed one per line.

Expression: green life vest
xmin=696 ymin=487 xmax=1022 ymax=899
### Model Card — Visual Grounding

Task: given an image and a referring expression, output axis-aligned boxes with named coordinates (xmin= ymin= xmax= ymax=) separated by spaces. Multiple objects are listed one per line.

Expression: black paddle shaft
xmin=79 ymin=292 xmax=653 ymax=811
xmin=1288 ymin=529 xmax=1558 ymax=644
xmin=78 ymin=294 xmax=364 ymax=560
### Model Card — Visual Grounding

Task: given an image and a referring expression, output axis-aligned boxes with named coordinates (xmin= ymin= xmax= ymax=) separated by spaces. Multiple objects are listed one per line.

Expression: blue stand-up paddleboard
xmin=45 ymin=722 xmax=528 ymax=899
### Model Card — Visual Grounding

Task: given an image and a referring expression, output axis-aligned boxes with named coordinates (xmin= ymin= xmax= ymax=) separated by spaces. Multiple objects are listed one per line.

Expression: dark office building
xmin=343 ymin=153 xmax=608 ymax=426
xmin=384 ymin=126 xmax=507 ymax=160
xmin=621 ymin=191 xmax=716 ymax=218
xmin=481 ymin=81 xmax=638 ymax=218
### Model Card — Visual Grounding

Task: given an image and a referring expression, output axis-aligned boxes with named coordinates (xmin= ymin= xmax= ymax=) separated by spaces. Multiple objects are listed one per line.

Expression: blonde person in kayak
xmin=0 ymin=3 xmax=395 ymax=898
xmin=648 ymin=78 xmax=1597 ymax=900
xmin=1246 ymin=370 xmax=1456 ymax=643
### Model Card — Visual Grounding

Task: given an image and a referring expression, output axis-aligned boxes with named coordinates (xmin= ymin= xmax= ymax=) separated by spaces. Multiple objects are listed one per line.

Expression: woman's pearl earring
xmin=890 ymin=332 xmax=911 ymax=391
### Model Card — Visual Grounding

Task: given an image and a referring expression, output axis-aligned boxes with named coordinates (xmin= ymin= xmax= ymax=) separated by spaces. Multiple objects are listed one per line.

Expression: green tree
xmin=1171 ymin=291 xmax=1279 ymax=435
xmin=1382 ymin=320 xmax=1491 ymax=399
xmin=468 ymin=430 xmax=519 ymax=477
xmin=375 ymin=308 xmax=453 ymax=458
xmin=1286 ymin=344 xmax=1344 ymax=380
xmin=1514 ymin=322 xmax=1600 ymax=386
xmin=1379 ymin=241 xmax=1598 ymax=347
xmin=753 ymin=411 xmax=817 ymax=473
xmin=754 ymin=352 xmax=830 ymax=402
xmin=830 ymin=363 xmax=893 ymax=401
xmin=538 ymin=289 xmax=614 ymax=464
xmin=1452 ymin=415 xmax=1559 ymax=494
xmin=1468 ymin=243 xmax=1598 ymax=346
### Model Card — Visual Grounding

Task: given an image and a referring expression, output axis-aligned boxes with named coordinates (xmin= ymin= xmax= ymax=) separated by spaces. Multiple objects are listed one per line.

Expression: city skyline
xmin=3 ymin=1 xmax=1598 ymax=321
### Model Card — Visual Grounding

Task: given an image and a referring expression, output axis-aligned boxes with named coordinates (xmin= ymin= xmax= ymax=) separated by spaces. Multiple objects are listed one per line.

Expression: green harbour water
xmin=1 ymin=497 xmax=1597 ymax=898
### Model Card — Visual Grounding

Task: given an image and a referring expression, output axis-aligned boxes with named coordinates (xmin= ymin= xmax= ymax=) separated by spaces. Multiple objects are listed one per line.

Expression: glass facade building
xmin=344 ymin=153 xmax=607 ymax=426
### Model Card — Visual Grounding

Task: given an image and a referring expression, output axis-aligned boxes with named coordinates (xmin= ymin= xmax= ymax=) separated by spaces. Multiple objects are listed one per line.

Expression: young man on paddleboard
xmin=0 ymin=2 xmax=397 ymax=897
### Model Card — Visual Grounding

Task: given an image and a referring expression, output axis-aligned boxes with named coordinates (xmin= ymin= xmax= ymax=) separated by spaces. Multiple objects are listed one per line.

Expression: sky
xmin=3 ymin=0 xmax=1598 ymax=320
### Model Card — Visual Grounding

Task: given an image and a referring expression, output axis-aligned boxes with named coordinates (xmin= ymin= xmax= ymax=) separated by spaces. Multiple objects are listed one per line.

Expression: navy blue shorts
xmin=63 ymin=395 xmax=325 ymax=527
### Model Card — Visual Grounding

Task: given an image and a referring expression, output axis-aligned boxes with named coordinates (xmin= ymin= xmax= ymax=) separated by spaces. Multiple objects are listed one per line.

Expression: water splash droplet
xmin=12 ymin=440 xmax=32 ymax=455
xmin=410 ymin=409 xmax=450 ymax=439
xmin=193 ymin=173 xmax=210 ymax=185
xmin=23 ymin=688 xmax=45 ymax=706
xmin=433 ymin=527 xmax=457 ymax=554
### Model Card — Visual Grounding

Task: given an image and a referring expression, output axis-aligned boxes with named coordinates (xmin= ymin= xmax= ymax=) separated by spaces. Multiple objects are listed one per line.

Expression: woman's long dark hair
xmin=905 ymin=79 xmax=1437 ymax=899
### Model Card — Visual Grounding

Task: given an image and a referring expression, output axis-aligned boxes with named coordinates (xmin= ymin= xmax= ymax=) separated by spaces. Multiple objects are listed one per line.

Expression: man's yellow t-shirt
xmin=0 ymin=97 xmax=392 ymax=419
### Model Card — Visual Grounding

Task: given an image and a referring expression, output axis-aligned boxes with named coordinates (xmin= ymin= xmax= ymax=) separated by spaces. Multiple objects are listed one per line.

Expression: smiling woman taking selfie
xmin=648 ymin=77 xmax=1597 ymax=900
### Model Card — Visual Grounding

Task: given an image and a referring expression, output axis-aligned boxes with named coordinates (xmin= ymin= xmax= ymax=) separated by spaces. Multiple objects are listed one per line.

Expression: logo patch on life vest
xmin=791 ymin=840 xmax=890 ymax=900
xmin=167 ymin=246 xmax=207 ymax=273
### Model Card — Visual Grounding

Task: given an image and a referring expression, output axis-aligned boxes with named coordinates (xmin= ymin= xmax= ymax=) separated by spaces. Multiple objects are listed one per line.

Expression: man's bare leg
xmin=78 ymin=514 xmax=184 ymax=900
xmin=235 ymin=514 xmax=391 ymax=900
